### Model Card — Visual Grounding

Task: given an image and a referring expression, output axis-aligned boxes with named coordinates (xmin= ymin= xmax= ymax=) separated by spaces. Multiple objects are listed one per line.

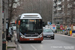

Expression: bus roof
xmin=20 ymin=13 xmax=42 ymax=19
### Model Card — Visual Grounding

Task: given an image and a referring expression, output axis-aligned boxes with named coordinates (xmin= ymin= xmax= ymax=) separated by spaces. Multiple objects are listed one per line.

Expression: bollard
xmin=70 ymin=31 xmax=72 ymax=36
xmin=2 ymin=39 xmax=6 ymax=50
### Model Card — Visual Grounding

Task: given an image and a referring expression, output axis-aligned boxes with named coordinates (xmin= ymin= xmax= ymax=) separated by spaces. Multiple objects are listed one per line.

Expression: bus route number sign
xmin=29 ymin=20 xmax=35 ymax=22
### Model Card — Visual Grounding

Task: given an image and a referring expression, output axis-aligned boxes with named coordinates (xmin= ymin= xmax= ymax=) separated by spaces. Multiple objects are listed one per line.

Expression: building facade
xmin=53 ymin=0 xmax=75 ymax=25
xmin=13 ymin=0 xmax=53 ymax=23
xmin=53 ymin=0 xmax=64 ymax=24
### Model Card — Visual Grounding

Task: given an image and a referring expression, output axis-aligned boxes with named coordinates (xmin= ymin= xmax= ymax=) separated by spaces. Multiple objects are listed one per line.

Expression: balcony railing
xmin=53 ymin=0 xmax=57 ymax=1
xmin=53 ymin=3 xmax=57 ymax=6
xmin=57 ymin=2 xmax=62 ymax=5
xmin=57 ymin=7 xmax=62 ymax=10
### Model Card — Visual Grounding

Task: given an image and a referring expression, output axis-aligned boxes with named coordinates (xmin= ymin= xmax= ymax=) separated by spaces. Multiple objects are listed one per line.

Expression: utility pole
xmin=63 ymin=0 xmax=67 ymax=30
xmin=0 ymin=0 xmax=2 ymax=50
xmin=52 ymin=0 xmax=54 ymax=24
xmin=71 ymin=8 xmax=73 ymax=24
xmin=4 ymin=0 xmax=7 ymax=40
xmin=70 ymin=0 xmax=75 ymax=30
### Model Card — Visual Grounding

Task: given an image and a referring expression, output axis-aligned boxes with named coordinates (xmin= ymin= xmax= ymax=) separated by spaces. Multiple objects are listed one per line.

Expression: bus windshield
xmin=20 ymin=19 xmax=42 ymax=34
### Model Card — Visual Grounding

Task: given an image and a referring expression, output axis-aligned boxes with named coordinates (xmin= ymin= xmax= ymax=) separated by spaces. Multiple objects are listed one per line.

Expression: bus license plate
xmin=29 ymin=39 xmax=34 ymax=40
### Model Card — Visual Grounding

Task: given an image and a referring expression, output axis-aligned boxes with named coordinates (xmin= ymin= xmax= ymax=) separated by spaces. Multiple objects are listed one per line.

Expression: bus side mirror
xmin=18 ymin=20 xmax=20 ymax=25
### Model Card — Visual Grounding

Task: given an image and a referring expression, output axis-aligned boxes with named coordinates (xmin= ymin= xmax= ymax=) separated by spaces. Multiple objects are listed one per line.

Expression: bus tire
xmin=18 ymin=39 xmax=22 ymax=43
xmin=18 ymin=39 xmax=19 ymax=42
xmin=38 ymin=41 xmax=41 ymax=43
xmin=19 ymin=40 xmax=22 ymax=43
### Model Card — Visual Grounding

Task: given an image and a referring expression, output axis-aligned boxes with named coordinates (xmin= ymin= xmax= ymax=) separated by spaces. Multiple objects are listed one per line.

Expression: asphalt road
xmin=17 ymin=34 xmax=75 ymax=50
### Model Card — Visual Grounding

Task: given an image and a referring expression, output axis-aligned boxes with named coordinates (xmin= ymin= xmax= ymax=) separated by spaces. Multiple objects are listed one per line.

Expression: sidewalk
xmin=56 ymin=31 xmax=63 ymax=34
xmin=56 ymin=31 xmax=75 ymax=37
xmin=7 ymin=48 xmax=16 ymax=50
xmin=7 ymin=41 xmax=17 ymax=48
xmin=7 ymin=32 xmax=17 ymax=50
xmin=7 ymin=41 xmax=17 ymax=50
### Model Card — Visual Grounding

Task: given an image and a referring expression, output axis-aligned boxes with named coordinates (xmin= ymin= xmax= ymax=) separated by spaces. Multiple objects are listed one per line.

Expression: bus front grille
xmin=25 ymin=35 xmax=38 ymax=37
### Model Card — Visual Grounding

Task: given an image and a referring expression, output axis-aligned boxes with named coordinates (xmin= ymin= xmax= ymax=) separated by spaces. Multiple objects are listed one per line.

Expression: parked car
xmin=43 ymin=28 xmax=54 ymax=39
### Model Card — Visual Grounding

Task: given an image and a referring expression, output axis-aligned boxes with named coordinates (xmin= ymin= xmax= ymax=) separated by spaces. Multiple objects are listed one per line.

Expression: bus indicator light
xmin=18 ymin=20 xmax=20 ymax=25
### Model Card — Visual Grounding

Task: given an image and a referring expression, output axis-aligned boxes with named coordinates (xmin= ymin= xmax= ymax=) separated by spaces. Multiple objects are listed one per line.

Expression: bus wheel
xmin=18 ymin=39 xmax=19 ymax=42
xmin=19 ymin=40 xmax=22 ymax=43
xmin=18 ymin=39 xmax=22 ymax=43
xmin=38 ymin=41 xmax=41 ymax=43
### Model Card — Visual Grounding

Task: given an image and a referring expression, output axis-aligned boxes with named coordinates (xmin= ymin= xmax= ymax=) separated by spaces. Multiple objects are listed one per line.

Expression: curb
xmin=6 ymin=41 xmax=7 ymax=50
xmin=7 ymin=48 xmax=16 ymax=50
xmin=7 ymin=46 xmax=17 ymax=48
xmin=55 ymin=33 xmax=75 ymax=38
xmin=7 ymin=42 xmax=17 ymax=48
xmin=7 ymin=43 xmax=17 ymax=50
xmin=7 ymin=45 xmax=17 ymax=48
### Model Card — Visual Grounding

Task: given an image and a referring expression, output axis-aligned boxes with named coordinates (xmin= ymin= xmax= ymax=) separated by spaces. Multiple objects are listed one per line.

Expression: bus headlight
xmin=21 ymin=35 xmax=25 ymax=38
xmin=20 ymin=32 xmax=25 ymax=38
xmin=38 ymin=34 xmax=43 ymax=38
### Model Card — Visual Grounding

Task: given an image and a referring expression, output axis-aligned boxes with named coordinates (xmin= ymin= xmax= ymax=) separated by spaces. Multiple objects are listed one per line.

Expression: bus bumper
xmin=19 ymin=37 xmax=43 ymax=41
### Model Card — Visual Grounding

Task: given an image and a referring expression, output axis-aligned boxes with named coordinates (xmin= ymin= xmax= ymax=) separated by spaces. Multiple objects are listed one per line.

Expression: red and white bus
xmin=16 ymin=13 xmax=43 ymax=43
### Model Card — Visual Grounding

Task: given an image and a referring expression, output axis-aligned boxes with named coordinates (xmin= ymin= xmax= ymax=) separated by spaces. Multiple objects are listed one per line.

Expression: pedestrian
xmin=7 ymin=27 xmax=13 ymax=42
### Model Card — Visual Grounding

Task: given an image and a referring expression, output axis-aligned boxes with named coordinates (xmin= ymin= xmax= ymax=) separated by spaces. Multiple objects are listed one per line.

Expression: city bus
xmin=16 ymin=13 xmax=43 ymax=43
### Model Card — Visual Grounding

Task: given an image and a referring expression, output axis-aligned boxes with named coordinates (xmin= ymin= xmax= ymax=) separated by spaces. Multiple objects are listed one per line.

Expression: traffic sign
xmin=53 ymin=27 xmax=55 ymax=29
xmin=60 ymin=25 xmax=63 ymax=30
xmin=52 ymin=24 xmax=55 ymax=27
xmin=52 ymin=24 xmax=55 ymax=29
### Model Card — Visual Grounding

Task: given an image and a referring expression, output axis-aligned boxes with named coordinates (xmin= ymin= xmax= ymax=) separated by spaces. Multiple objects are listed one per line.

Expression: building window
xmin=58 ymin=5 xmax=62 ymax=8
xmin=59 ymin=0 xmax=62 ymax=1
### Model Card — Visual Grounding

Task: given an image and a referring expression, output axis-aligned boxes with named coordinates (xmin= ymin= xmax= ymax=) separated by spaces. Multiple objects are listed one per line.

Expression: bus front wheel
xmin=38 ymin=41 xmax=41 ymax=43
xmin=18 ymin=39 xmax=22 ymax=43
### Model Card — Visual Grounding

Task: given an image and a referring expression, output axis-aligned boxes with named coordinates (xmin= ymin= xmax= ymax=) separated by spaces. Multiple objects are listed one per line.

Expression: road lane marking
xmin=56 ymin=34 xmax=75 ymax=38
xmin=19 ymin=45 xmax=22 ymax=50
xmin=31 ymin=45 xmax=37 ymax=50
